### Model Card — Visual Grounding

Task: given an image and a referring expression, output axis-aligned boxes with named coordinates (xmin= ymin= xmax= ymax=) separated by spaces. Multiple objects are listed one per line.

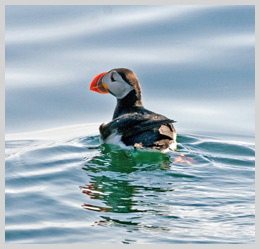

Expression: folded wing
xmin=100 ymin=113 xmax=176 ymax=149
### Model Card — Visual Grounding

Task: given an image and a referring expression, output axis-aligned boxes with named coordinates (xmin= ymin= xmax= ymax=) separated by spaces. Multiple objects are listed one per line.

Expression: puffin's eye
xmin=111 ymin=73 xmax=116 ymax=82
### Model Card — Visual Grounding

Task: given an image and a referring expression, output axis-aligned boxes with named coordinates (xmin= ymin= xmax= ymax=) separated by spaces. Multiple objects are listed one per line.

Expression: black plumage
xmin=96 ymin=68 xmax=177 ymax=151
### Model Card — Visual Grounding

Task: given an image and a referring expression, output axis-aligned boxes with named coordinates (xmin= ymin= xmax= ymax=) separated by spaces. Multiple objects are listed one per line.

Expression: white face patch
xmin=102 ymin=71 xmax=134 ymax=99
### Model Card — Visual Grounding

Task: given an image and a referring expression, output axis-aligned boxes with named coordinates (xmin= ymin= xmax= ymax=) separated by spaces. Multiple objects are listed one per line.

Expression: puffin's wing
xmin=99 ymin=113 xmax=175 ymax=140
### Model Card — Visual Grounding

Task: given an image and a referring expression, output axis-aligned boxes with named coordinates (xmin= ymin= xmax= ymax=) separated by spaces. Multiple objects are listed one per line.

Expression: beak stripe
xmin=90 ymin=72 xmax=109 ymax=94
xmin=103 ymin=83 xmax=109 ymax=89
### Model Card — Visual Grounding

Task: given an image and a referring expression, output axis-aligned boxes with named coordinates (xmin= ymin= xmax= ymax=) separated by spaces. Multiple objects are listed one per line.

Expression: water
xmin=5 ymin=5 xmax=255 ymax=244
xmin=5 ymin=124 xmax=255 ymax=243
xmin=5 ymin=5 xmax=254 ymax=134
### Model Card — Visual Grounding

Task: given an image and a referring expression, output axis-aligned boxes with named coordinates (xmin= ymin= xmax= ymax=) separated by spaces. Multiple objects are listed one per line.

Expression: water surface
xmin=5 ymin=5 xmax=255 ymax=134
xmin=5 ymin=124 xmax=255 ymax=243
xmin=5 ymin=5 xmax=255 ymax=244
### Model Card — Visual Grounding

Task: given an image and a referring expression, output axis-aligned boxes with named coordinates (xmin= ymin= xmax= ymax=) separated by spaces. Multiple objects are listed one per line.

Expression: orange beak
xmin=90 ymin=72 xmax=109 ymax=94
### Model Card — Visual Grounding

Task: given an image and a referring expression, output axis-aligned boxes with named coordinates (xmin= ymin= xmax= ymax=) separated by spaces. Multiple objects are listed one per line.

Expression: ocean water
xmin=5 ymin=5 xmax=254 ymax=134
xmin=5 ymin=124 xmax=255 ymax=243
xmin=5 ymin=5 xmax=255 ymax=244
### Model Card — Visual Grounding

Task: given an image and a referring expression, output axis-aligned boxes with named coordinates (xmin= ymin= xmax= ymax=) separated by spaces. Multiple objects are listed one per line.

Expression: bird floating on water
xmin=90 ymin=68 xmax=177 ymax=152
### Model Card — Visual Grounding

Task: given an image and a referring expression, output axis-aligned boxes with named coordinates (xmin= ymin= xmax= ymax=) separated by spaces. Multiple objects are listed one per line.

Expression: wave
xmin=5 ymin=124 xmax=255 ymax=243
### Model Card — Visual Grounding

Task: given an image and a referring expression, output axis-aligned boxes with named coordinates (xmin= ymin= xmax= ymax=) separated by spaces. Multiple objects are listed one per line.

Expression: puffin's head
xmin=90 ymin=68 xmax=141 ymax=100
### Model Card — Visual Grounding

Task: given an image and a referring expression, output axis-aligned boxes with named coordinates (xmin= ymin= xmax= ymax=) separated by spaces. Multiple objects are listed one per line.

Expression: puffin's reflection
xmin=80 ymin=144 xmax=171 ymax=213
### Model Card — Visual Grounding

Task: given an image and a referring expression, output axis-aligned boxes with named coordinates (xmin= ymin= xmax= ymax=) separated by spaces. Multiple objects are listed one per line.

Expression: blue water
xmin=5 ymin=5 xmax=254 ymax=134
xmin=5 ymin=5 xmax=255 ymax=244
xmin=5 ymin=124 xmax=255 ymax=243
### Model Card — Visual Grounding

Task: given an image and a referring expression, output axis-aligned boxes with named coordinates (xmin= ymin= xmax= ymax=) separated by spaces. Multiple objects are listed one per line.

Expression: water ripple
xmin=5 ymin=126 xmax=255 ymax=243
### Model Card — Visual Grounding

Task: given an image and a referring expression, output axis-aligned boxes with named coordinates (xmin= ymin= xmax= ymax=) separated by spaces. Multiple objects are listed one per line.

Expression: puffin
xmin=90 ymin=68 xmax=177 ymax=152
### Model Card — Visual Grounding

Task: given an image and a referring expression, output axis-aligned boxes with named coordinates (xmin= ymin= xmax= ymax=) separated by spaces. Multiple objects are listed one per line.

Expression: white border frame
xmin=1 ymin=0 xmax=257 ymax=248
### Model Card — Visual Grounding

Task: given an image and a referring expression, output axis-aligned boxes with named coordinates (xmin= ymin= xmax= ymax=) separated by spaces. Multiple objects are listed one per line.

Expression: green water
xmin=5 ymin=127 xmax=255 ymax=243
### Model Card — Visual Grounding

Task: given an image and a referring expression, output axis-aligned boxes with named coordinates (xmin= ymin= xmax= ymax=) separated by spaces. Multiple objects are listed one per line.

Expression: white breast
xmin=101 ymin=132 xmax=133 ymax=150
